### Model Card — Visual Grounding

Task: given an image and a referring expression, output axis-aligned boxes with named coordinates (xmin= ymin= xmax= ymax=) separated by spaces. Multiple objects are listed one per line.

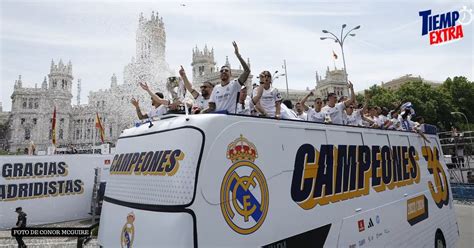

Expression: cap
xmin=15 ymin=207 xmax=22 ymax=212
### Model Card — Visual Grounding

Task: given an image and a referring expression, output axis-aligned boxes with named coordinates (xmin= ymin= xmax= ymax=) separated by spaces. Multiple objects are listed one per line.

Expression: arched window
xmin=21 ymin=118 xmax=25 ymax=125
xmin=59 ymin=129 xmax=63 ymax=139
xmin=25 ymin=129 xmax=30 ymax=140
xmin=22 ymin=101 xmax=27 ymax=108
xmin=34 ymin=101 xmax=39 ymax=109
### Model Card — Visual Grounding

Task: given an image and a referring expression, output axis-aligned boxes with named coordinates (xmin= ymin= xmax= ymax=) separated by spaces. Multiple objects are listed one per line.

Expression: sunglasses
xmin=200 ymin=85 xmax=209 ymax=89
xmin=220 ymin=69 xmax=230 ymax=73
xmin=315 ymin=102 xmax=323 ymax=104
xmin=348 ymin=107 xmax=354 ymax=109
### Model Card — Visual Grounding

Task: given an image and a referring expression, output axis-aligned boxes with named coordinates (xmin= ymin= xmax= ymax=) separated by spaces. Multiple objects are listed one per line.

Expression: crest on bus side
xmin=120 ymin=212 xmax=135 ymax=248
xmin=220 ymin=135 xmax=269 ymax=235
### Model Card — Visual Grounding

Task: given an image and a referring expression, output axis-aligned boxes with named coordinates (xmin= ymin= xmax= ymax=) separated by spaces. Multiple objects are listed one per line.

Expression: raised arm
xmin=139 ymin=82 xmax=169 ymax=105
xmin=179 ymin=65 xmax=199 ymax=99
xmin=131 ymin=97 xmax=148 ymax=120
xmin=344 ymin=81 xmax=355 ymax=107
xmin=233 ymin=41 xmax=250 ymax=86
xmin=252 ymin=84 xmax=264 ymax=106
xmin=300 ymin=91 xmax=314 ymax=111
xmin=275 ymin=101 xmax=282 ymax=119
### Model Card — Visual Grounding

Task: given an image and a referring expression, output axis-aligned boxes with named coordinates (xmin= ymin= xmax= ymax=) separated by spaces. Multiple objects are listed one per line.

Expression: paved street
xmin=455 ymin=203 xmax=474 ymax=248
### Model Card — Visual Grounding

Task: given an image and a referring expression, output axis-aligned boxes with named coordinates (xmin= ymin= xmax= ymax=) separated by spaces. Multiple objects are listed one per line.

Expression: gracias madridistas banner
xmin=0 ymin=154 xmax=112 ymax=229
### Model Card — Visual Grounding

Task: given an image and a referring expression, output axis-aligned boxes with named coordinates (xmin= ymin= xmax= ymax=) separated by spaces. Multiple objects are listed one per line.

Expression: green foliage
xmin=441 ymin=76 xmax=474 ymax=122
xmin=359 ymin=77 xmax=473 ymax=131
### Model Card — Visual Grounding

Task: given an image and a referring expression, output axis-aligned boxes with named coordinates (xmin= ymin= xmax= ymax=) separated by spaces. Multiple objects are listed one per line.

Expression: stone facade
xmin=6 ymin=12 xmax=172 ymax=152
xmin=380 ymin=74 xmax=440 ymax=91
xmin=314 ymin=66 xmax=349 ymax=99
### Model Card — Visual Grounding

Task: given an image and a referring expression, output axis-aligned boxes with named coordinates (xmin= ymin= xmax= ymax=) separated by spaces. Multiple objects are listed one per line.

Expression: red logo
xmin=105 ymin=159 xmax=110 ymax=165
xmin=358 ymin=220 xmax=365 ymax=232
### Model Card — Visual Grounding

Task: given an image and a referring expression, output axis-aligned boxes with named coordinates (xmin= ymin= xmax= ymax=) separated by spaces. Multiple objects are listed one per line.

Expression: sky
xmin=1 ymin=0 xmax=473 ymax=111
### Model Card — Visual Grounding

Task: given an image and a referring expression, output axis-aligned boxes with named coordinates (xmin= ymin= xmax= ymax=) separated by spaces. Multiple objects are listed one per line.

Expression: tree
xmin=441 ymin=76 xmax=474 ymax=122
xmin=396 ymin=81 xmax=454 ymax=130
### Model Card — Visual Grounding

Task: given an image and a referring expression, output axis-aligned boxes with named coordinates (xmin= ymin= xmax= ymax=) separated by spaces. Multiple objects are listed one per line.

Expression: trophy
xmin=166 ymin=76 xmax=186 ymax=112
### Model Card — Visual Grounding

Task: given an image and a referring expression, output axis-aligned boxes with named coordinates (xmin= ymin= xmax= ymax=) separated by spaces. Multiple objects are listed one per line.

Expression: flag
xmin=52 ymin=106 xmax=57 ymax=146
xmin=95 ymin=112 xmax=105 ymax=143
xmin=333 ymin=50 xmax=338 ymax=60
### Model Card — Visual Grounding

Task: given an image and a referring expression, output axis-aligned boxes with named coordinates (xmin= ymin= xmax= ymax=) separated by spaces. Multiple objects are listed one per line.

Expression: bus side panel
xmin=98 ymin=201 xmax=194 ymax=247
xmin=197 ymin=122 xmax=343 ymax=247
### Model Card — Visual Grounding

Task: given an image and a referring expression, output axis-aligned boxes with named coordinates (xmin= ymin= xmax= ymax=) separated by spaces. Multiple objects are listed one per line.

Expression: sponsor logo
xmin=367 ymin=218 xmax=374 ymax=228
xmin=384 ymin=229 xmax=390 ymax=234
xmin=221 ymin=135 xmax=269 ymax=235
xmin=349 ymin=244 xmax=356 ymax=248
xmin=367 ymin=235 xmax=374 ymax=242
xmin=358 ymin=239 xmax=366 ymax=247
xmin=120 ymin=212 xmax=135 ymax=248
xmin=376 ymin=215 xmax=380 ymax=224
xmin=376 ymin=232 xmax=383 ymax=239
xmin=358 ymin=220 xmax=365 ymax=232
xmin=419 ymin=6 xmax=472 ymax=45
xmin=407 ymin=195 xmax=429 ymax=225
xmin=291 ymin=144 xmax=421 ymax=210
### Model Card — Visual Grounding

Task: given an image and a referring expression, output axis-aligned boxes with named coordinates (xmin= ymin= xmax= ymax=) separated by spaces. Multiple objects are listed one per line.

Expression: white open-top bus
xmin=98 ymin=113 xmax=459 ymax=248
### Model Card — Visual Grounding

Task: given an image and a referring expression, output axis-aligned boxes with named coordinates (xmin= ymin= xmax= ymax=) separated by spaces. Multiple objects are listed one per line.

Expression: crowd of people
xmin=131 ymin=41 xmax=425 ymax=133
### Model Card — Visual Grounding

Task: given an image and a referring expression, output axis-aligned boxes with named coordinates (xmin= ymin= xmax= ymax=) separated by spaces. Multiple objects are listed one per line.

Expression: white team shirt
xmin=148 ymin=104 xmax=167 ymax=118
xmin=297 ymin=112 xmax=307 ymax=121
xmin=209 ymin=79 xmax=242 ymax=113
xmin=280 ymin=104 xmax=299 ymax=120
xmin=376 ymin=114 xmax=389 ymax=128
xmin=307 ymin=108 xmax=325 ymax=123
xmin=252 ymin=86 xmax=282 ymax=117
xmin=193 ymin=94 xmax=210 ymax=110
xmin=236 ymin=96 xmax=252 ymax=115
xmin=398 ymin=115 xmax=415 ymax=131
xmin=321 ymin=102 xmax=346 ymax=124
xmin=345 ymin=111 xmax=363 ymax=126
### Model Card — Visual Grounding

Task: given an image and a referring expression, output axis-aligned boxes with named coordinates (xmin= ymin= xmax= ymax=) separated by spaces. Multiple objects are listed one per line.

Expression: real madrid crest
xmin=120 ymin=212 xmax=135 ymax=248
xmin=220 ymin=135 xmax=269 ymax=235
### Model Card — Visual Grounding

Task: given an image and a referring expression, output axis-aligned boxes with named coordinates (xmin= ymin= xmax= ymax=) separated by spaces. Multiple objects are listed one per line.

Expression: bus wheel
xmin=435 ymin=229 xmax=446 ymax=248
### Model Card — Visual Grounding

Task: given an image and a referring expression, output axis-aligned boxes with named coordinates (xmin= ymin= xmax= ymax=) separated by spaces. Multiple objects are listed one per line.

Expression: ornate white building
xmin=314 ymin=66 xmax=349 ymax=99
xmin=4 ymin=12 xmax=254 ymax=152
xmin=6 ymin=12 xmax=173 ymax=152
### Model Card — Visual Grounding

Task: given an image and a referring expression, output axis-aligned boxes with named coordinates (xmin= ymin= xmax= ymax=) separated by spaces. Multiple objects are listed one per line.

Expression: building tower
xmin=49 ymin=59 xmax=74 ymax=93
xmin=136 ymin=11 xmax=166 ymax=64
xmin=191 ymin=45 xmax=216 ymax=83
xmin=77 ymin=79 xmax=81 ymax=105
xmin=110 ymin=73 xmax=117 ymax=88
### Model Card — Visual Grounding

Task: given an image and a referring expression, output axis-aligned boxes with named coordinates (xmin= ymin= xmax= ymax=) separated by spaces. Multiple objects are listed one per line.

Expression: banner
xmin=0 ymin=154 xmax=112 ymax=229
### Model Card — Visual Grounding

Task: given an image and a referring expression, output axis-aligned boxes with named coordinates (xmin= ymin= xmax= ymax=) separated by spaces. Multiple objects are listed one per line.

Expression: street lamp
xmin=451 ymin=111 xmax=470 ymax=132
xmin=320 ymin=24 xmax=361 ymax=83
